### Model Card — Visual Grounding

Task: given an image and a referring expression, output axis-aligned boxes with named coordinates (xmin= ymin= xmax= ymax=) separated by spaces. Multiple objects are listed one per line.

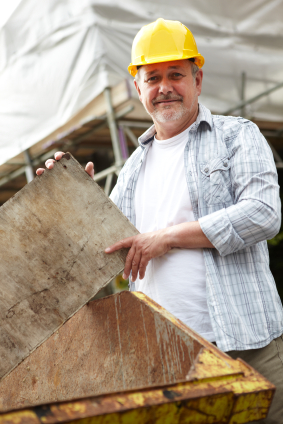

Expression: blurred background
xmin=0 ymin=0 xmax=282 ymax=299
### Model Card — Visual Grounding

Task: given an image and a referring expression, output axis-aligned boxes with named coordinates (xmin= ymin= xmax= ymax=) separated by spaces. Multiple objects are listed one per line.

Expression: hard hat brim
xmin=128 ymin=54 xmax=205 ymax=77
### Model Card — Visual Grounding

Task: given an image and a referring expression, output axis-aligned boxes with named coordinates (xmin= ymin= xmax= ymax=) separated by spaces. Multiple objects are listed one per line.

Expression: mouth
xmin=153 ymin=99 xmax=181 ymax=106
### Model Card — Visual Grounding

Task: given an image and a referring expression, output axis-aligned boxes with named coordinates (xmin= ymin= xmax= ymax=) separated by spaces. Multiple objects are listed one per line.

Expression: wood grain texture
xmin=0 ymin=153 xmax=138 ymax=381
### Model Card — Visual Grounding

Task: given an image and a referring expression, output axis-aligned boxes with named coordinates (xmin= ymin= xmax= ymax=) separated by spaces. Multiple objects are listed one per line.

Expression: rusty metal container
xmin=0 ymin=291 xmax=275 ymax=423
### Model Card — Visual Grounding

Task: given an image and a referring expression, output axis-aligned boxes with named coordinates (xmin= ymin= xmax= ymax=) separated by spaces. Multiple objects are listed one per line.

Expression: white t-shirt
xmin=135 ymin=127 xmax=215 ymax=342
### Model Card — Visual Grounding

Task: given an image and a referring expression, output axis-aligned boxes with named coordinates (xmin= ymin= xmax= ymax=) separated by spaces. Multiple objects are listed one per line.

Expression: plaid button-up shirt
xmin=110 ymin=103 xmax=283 ymax=352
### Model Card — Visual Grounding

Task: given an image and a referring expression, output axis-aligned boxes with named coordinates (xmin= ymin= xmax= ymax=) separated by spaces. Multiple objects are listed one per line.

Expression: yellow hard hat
xmin=128 ymin=18 xmax=205 ymax=77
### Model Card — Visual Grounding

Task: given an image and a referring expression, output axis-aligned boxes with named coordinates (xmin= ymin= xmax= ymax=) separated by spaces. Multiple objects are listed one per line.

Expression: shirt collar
xmin=138 ymin=103 xmax=213 ymax=147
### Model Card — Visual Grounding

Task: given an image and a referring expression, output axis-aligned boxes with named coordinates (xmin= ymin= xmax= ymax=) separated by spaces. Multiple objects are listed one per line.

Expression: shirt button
xmin=204 ymin=167 xmax=209 ymax=173
xmin=223 ymin=162 xmax=228 ymax=167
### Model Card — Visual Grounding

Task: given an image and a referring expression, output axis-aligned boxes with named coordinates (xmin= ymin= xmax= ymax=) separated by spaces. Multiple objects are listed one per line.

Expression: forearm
xmin=166 ymin=221 xmax=214 ymax=249
xmin=199 ymin=199 xmax=281 ymax=257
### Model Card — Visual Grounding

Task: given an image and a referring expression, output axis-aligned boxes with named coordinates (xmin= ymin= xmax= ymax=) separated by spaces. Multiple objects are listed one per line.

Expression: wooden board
xmin=0 ymin=153 xmax=138 ymax=381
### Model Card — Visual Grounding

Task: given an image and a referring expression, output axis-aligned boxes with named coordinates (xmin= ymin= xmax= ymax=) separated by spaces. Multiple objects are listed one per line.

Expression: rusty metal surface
xmin=0 ymin=291 xmax=275 ymax=423
xmin=0 ymin=384 xmax=236 ymax=424
xmin=0 ymin=153 xmax=138 ymax=382
xmin=0 ymin=291 xmax=203 ymax=411
xmin=0 ymin=365 xmax=274 ymax=424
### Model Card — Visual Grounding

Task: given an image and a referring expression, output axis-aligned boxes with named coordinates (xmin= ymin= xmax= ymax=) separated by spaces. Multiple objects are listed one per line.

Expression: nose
xmin=158 ymin=76 xmax=173 ymax=95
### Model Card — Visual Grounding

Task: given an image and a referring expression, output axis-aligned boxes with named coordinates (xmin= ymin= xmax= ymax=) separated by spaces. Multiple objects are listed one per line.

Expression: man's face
xmin=134 ymin=60 xmax=203 ymax=124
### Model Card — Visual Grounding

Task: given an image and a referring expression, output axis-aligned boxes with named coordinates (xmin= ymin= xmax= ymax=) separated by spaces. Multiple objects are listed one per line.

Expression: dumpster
xmin=0 ymin=291 xmax=275 ymax=423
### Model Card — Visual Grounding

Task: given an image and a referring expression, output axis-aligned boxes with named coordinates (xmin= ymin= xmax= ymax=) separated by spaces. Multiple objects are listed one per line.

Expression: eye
xmin=146 ymin=76 xmax=158 ymax=83
xmin=171 ymin=72 xmax=183 ymax=78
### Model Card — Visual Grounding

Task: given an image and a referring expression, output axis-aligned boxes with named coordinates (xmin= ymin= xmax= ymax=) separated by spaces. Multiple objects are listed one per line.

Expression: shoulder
xmin=212 ymin=114 xmax=257 ymax=133
xmin=198 ymin=104 xmax=261 ymax=145
xmin=211 ymin=114 xmax=264 ymax=148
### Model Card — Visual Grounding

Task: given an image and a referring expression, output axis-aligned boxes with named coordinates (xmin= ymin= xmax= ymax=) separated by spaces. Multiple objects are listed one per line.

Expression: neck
xmin=154 ymin=104 xmax=199 ymax=140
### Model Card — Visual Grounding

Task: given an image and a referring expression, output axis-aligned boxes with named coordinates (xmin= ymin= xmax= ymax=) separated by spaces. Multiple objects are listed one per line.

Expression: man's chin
xmin=143 ymin=103 xmax=191 ymax=124
xmin=151 ymin=109 xmax=189 ymax=124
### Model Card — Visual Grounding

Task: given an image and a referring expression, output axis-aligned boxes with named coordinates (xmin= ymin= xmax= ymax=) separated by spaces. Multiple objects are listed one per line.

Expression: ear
xmin=134 ymin=80 xmax=143 ymax=103
xmin=195 ymin=69 xmax=203 ymax=96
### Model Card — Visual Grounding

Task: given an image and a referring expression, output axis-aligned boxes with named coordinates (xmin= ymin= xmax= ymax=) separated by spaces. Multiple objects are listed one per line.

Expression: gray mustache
xmin=152 ymin=95 xmax=183 ymax=104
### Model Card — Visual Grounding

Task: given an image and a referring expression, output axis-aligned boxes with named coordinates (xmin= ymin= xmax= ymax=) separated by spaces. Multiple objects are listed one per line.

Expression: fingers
xmin=40 ymin=156 xmax=94 ymax=179
xmin=124 ymin=249 xmax=149 ymax=281
xmin=45 ymin=159 xmax=56 ymax=169
xmin=54 ymin=151 xmax=66 ymax=161
xmin=123 ymin=247 xmax=136 ymax=280
xmin=36 ymin=151 xmax=66 ymax=175
xmin=105 ymin=235 xmax=151 ymax=281
xmin=131 ymin=250 xmax=142 ymax=282
xmin=105 ymin=237 xmax=137 ymax=279
xmin=138 ymin=256 xmax=150 ymax=280
xmin=105 ymin=237 xmax=134 ymax=253
xmin=85 ymin=162 xmax=95 ymax=179
xmin=46 ymin=150 xmax=66 ymax=169
xmin=36 ymin=168 xmax=45 ymax=176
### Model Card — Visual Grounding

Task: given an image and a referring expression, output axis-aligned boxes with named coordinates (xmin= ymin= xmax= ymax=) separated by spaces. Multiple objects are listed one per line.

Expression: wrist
xmin=164 ymin=225 xmax=179 ymax=249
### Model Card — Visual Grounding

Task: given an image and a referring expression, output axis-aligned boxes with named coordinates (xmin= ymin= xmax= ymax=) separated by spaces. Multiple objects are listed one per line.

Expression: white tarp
xmin=0 ymin=0 xmax=282 ymax=165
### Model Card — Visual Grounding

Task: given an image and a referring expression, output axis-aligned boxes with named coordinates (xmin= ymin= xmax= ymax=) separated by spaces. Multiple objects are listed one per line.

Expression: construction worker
xmin=37 ymin=19 xmax=283 ymax=422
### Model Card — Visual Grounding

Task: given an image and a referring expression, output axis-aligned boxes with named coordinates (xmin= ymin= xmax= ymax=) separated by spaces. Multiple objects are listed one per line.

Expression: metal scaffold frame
xmin=0 ymin=82 xmax=153 ymax=202
xmin=0 ymin=79 xmax=282 ymax=205
xmin=223 ymin=78 xmax=283 ymax=169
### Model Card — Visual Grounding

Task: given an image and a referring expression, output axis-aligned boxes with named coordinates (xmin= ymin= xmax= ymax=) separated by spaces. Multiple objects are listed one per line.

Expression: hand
xmin=105 ymin=229 xmax=171 ymax=282
xmin=105 ymin=222 xmax=214 ymax=282
xmin=36 ymin=151 xmax=95 ymax=178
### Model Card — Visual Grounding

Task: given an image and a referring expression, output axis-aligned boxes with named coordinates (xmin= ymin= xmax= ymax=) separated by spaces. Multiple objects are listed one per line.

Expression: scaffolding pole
xmin=223 ymin=80 xmax=283 ymax=115
xmin=104 ymin=88 xmax=124 ymax=169
xmin=24 ymin=150 xmax=34 ymax=183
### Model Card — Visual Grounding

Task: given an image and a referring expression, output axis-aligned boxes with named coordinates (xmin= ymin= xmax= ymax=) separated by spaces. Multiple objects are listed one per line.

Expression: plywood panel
xmin=0 ymin=153 xmax=138 ymax=381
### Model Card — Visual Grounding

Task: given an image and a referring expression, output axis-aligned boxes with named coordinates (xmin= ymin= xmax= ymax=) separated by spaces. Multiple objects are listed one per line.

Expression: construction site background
xmin=0 ymin=0 xmax=283 ymax=301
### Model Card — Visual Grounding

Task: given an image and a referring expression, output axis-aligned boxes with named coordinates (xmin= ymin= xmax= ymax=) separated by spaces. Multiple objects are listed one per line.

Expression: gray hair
xmin=191 ymin=62 xmax=199 ymax=79
xmin=135 ymin=60 xmax=199 ymax=85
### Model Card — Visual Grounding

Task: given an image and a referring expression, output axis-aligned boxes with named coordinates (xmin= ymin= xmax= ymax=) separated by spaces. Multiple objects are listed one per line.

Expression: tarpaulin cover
xmin=0 ymin=0 xmax=282 ymax=165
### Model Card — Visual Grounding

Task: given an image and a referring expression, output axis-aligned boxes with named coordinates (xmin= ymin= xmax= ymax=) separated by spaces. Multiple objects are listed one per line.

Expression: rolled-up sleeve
xmin=199 ymin=122 xmax=281 ymax=256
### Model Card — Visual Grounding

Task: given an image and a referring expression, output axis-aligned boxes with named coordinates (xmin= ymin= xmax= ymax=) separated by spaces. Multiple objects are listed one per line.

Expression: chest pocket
xmin=200 ymin=157 xmax=233 ymax=206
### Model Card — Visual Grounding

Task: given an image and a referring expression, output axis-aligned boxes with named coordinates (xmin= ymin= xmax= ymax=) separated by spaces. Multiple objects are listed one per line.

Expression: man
xmin=37 ymin=18 xmax=283 ymax=422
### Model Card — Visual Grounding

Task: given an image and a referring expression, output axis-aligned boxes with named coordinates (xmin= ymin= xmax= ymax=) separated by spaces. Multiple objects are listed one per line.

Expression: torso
xmin=134 ymin=126 xmax=215 ymax=342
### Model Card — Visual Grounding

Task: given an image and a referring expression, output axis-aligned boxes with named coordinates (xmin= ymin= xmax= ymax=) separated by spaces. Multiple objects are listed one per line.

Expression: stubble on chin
xmin=144 ymin=94 xmax=198 ymax=124
xmin=151 ymin=103 xmax=189 ymax=123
